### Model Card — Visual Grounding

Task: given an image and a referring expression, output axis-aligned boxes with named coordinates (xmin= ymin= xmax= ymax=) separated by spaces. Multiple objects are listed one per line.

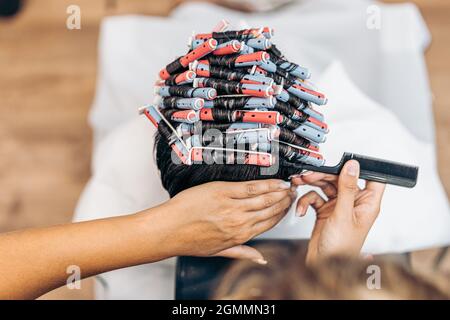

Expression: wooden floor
xmin=0 ymin=0 xmax=448 ymax=299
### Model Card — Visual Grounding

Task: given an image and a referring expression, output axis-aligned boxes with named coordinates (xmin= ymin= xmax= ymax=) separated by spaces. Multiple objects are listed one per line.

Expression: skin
xmin=0 ymin=161 xmax=386 ymax=299
xmin=291 ymin=160 xmax=386 ymax=265
xmin=0 ymin=179 xmax=295 ymax=300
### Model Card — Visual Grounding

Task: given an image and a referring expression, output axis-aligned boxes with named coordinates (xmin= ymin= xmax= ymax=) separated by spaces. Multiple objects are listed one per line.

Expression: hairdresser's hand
xmin=159 ymin=180 xmax=296 ymax=264
xmin=291 ymin=160 xmax=385 ymax=265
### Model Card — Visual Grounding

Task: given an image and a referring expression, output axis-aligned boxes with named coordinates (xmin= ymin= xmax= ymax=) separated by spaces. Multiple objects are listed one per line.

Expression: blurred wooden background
xmin=0 ymin=0 xmax=448 ymax=299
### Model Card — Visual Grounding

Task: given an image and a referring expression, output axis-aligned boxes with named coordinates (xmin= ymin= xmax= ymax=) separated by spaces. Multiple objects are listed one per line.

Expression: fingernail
xmin=253 ymin=258 xmax=268 ymax=265
xmin=362 ymin=253 xmax=374 ymax=261
xmin=345 ymin=160 xmax=359 ymax=177
xmin=301 ymin=170 xmax=313 ymax=176
xmin=279 ymin=181 xmax=291 ymax=189
xmin=296 ymin=205 xmax=304 ymax=216
xmin=290 ymin=185 xmax=297 ymax=193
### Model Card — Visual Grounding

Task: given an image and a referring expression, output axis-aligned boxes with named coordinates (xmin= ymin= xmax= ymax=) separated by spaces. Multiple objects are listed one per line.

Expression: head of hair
xmin=155 ymin=130 xmax=298 ymax=197
xmin=212 ymin=244 xmax=450 ymax=300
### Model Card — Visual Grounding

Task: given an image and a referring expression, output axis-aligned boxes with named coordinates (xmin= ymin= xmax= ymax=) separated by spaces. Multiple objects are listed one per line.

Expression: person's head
xmin=212 ymin=244 xmax=449 ymax=300
xmin=150 ymin=21 xmax=330 ymax=197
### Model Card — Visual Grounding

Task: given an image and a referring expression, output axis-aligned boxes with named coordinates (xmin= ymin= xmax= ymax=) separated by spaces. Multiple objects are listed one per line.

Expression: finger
xmin=335 ymin=160 xmax=360 ymax=219
xmin=291 ymin=172 xmax=339 ymax=189
xmin=223 ymin=179 xmax=291 ymax=199
xmin=291 ymin=172 xmax=327 ymax=186
xmin=291 ymin=173 xmax=338 ymax=199
xmin=239 ymin=189 xmax=295 ymax=212
xmin=365 ymin=180 xmax=386 ymax=201
xmin=251 ymin=193 xmax=293 ymax=223
xmin=304 ymin=180 xmax=337 ymax=199
xmin=296 ymin=191 xmax=326 ymax=217
xmin=251 ymin=211 xmax=287 ymax=237
xmin=212 ymin=245 xmax=267 ymax=265
xmin=362 ymin=253 xmax=374 ymax=261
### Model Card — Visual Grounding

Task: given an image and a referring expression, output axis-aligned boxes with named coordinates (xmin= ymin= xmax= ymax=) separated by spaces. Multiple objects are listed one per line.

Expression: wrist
xmin=133 ymin=203 xmax=184 ymax=260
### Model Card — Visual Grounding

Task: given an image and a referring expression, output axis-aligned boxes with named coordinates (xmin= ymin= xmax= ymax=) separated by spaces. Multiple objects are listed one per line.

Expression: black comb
xmin=290 ymin=152 xmax=419 ymax=188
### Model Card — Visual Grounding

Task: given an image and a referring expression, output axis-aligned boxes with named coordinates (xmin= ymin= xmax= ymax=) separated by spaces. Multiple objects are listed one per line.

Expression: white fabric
xmin=74 ymin=0 xmax=449 ymax=299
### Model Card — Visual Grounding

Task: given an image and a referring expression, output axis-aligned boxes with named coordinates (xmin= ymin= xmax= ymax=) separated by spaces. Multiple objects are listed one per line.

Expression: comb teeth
xmin=300 ymin=152 xmax=419 ymax=188
xmin=349 ymin=153 xmax=419 ymax=188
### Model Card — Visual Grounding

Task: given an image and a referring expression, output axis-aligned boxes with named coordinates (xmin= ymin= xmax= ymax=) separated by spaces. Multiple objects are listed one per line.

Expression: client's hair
xmin=213 ymin=244 xmax=450 ymax=300
xmin=155 ymin=132 xmax=298 ymax=197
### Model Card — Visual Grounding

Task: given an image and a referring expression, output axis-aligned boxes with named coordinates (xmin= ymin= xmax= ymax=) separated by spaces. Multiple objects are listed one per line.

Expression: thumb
xmin=212 ymin=245 xmax=267 ymax=265
xmin=335 ymin=160 xmax=360 ymax=218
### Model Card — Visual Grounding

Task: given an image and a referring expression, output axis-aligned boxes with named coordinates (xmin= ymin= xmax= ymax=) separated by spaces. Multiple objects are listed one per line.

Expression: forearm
xmin=0 ymin=205 xmax=176 ymax=299
xmin=0 ymin=179 xmax=294 ymax=299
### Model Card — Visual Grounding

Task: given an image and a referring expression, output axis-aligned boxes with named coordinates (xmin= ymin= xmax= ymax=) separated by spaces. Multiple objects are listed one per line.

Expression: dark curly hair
xmin=155 ymin=128 xmax=299 ymax=197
